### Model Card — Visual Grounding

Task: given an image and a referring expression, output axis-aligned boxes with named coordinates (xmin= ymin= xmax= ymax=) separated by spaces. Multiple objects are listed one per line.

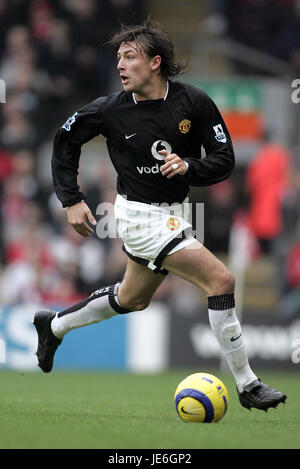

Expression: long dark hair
xmin=107 ymin=19 xmax=187 ymax=81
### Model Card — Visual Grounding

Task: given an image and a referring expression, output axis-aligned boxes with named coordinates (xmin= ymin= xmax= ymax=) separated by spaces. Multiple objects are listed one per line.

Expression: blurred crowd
xmin=0 ymin=0 xmax=299 ymax=318
xmin=0 ymin=0 xmax=149 ymax=307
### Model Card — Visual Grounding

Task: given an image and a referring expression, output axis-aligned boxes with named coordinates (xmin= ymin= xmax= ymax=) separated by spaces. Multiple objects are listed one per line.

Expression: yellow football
xmin=174 ymin=372 xmax=229 ymax=423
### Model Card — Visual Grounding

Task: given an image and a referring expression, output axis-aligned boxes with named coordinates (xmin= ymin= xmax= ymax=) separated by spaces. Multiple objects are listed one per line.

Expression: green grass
xmin=0 ymin=369 xmax=298 ymax=449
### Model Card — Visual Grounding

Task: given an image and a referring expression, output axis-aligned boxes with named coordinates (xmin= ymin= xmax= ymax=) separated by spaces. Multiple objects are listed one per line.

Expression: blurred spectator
xmin=202 ymin=179 xmax=236 ymax=253
xmin=29 ymin=0 xmax=54 ymax=44
xmin=0 ymin=24 xmax=47 ymax=148
xmin=0 ymin=0 xmax=16 ymax=60
xmin=0 ymin=209 xmax=54 ymax=304
xmin=0 ymin=147 xmax=15 ymax=262
xmin=0 ymin=147 xmax=14 ymax=181
xmin=281 ymin=163 xmax=300 ymax=246
xmin=246 ymin=134 xmax=291 ymax=255
xmin=61 ymin=0 xmax=108 ymax=100
xmin=0 ymin=25 xmax=36 ymax=88
xmin=276 ymin=164 xmax=300 ymax=317
xmin=0 ymin=103 xmax=38 ymax=151
xmin=48 ymin=220 xmax=107 ymax=294
xmin=37 ymin=18 xmax=76 ymax=129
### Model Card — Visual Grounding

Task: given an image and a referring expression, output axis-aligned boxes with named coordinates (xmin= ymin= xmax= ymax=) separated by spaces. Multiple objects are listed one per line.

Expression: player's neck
xmin=133 ymin=79 xmax=168 ymax=102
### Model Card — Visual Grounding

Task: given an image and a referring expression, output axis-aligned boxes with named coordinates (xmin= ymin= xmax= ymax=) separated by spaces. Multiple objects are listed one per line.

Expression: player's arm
xmin=182 ymin=93 xmax=235 ymax=186
xmin=52 ymin=98 xmax=106 ymax=236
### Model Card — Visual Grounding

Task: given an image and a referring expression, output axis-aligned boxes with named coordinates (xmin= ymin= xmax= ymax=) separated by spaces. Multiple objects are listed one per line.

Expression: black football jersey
xmin=52 ymin=80 xmax=235 ymax=207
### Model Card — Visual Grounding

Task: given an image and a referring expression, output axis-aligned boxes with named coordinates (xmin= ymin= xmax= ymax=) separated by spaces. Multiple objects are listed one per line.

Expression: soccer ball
xmin=174 ymin=372 xmax=229 ymax=423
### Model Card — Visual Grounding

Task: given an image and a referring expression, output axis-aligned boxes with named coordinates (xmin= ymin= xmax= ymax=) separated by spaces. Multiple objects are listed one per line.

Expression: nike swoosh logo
xmin=180 ymin=406 xmax=198 ymax=415
xmin=231 ymin=332 xmax=242 ymax=341
xmin=125 ymin=133 xmax=137 ymax=139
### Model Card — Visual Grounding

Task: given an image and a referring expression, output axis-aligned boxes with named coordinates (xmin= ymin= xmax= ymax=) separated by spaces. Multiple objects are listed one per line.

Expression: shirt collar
xmin=132 ymin=81 xmax=169 ymax=104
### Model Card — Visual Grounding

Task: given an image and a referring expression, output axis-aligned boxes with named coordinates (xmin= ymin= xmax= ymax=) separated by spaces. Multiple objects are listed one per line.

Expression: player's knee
xmin=214 ymin=270 xmax=235 ymax=295
xmin=220 ymin=270 xmax=235 ymax=294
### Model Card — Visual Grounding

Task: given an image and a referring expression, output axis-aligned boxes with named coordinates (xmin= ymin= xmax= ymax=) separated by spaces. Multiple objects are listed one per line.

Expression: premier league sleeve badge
xmin=213 ymin=124 xmax=227 ymax=143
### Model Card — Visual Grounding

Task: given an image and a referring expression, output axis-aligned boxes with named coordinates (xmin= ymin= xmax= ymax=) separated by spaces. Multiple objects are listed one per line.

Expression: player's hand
xmin=158 ymin=150 xmax=188 ymax=178
xmin=66 ymin=201 xmax=97 ymax=237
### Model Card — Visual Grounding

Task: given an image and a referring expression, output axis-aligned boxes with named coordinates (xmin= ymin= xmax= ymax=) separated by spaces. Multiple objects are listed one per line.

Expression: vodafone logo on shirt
xmin=136 ymin=140 xmax=172 ymax=174
xmin=151 ymin=140 xmax=172 ymax=160
xmin=136 ymin=164 xmax=161 ymax=174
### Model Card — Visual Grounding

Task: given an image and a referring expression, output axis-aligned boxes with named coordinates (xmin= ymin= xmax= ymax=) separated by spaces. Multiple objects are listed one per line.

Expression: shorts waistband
xmin=115 ymin=194 xmax=190 ymax=216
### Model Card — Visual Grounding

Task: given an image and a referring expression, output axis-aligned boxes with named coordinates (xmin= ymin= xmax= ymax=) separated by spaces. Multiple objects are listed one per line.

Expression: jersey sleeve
xmin=51 ymin=98 xmax=107 ymax=208
xmin=183 ymin=92 xmax=235 ymax=186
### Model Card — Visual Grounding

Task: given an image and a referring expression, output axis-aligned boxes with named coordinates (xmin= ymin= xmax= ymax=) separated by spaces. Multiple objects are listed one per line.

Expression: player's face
xmin=117 ymin=41 xmax=158 ymax=95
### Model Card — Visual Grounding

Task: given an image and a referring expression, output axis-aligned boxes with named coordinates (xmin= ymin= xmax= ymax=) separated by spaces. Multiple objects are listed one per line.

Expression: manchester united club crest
xmin=179 ymin=119 xmax=191 ymax=134
xmin=166 ymin=217 xmax=181 ymax=231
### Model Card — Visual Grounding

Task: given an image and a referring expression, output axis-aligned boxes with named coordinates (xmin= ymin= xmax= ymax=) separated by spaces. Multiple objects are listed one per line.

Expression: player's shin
xmin=50 ymin=283 xmax=130 ymax=339
xmin=208 ymin=294 xmax=257 ymax=392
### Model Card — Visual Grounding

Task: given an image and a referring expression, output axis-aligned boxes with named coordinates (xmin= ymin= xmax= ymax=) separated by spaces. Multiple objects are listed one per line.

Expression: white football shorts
xmin=114 ymin=194 xmax=196 ymax=275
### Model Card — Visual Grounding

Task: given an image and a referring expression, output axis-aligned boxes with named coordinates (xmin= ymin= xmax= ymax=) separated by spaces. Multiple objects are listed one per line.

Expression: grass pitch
xmin=0 ymin=369 xmax=298 ymax=449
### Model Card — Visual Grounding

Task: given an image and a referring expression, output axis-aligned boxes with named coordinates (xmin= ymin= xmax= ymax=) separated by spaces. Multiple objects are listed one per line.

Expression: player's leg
xmin=33 ymin=258 xmax=165 ymax=372
xmin=162 ymin=240 xmax=286 ymax=410
xmin=162 ymin=240 xmax=256 ymax=390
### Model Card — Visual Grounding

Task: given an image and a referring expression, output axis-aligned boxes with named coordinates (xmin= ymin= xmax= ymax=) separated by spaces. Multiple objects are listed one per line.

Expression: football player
xmin=33 ymin=20 xmax=286 ymax=412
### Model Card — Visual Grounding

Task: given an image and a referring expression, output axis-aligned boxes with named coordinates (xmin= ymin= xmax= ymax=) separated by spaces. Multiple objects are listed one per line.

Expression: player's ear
xmin=151 ymin=55 xmax=162 ymax=72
